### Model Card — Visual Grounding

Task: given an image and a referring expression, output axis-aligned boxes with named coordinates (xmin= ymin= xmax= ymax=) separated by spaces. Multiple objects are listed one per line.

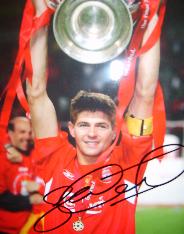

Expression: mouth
xmin=17 ymin=140 xmax=33 ymax=155
xmin=19 ymin=139 xmax=32 ymax=150
xmin=84 ymin=141 xmax=99 ymax=147
xmin=20 ymin=140 xmax=28 ymax=146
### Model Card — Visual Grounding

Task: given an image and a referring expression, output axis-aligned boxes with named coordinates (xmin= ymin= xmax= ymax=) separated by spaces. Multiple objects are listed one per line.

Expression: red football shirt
xmin=0 ymin=149 xmax=44 ymax=233
xmin=33 ymin=130 xmax=152 ymax=234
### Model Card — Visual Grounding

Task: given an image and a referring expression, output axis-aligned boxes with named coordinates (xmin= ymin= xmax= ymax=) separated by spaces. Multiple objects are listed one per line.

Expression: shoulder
xmin=33 ymin=131 xmax=76 ymax=165
xmin=111 ymin=130 xmax=153 ymax=165
xmin=34 ymin=131 xmax=71 ymax=152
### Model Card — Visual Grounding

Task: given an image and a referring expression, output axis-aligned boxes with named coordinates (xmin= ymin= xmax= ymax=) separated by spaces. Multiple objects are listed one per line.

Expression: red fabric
xmin=117 ymin=0 xmax=167 ymax=155
xmin=137 ymin=1 xmax=166 ymax=56
xmin=0 ymin=0 xmax=166 ymax=160
xmin=0 ymin=149 xmax=45 ymax=233
xmin=0 ymin=0 xmax=53 ymax=139
xmin=33 ymin=132 xmax=152 ymax=233
xmin=0 ymin=0 xmax=34 ymax=137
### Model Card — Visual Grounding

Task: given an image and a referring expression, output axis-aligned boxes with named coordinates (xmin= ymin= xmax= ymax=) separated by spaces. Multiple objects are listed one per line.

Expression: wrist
xmin=32 ymin=8 xmax=54 ymax=34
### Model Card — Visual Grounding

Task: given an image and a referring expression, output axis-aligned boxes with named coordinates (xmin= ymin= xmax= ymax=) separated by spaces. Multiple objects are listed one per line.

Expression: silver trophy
xmin=53 ymin=0 xmax=139 ymax=64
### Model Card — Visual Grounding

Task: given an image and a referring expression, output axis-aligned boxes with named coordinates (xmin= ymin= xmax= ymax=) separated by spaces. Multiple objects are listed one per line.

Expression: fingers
xmin=46 ymin=0 xmax=64 ymax=10
xmin=32 ymin=0 xmax=48 ymax=16
xmin=26 ymin=181 xmax=40 ymax=192
xmin=45 ymin=0 xmax=61 ymax=10
xmin=29 ymin=193 xmax=43 ymax=205
xmin=7 ymin=153 xmax=22 ymax=163
xmin=5 ymin=145 xmax=23 ymax=163
xmin=56 ymin=0 xmax=62 ymax=4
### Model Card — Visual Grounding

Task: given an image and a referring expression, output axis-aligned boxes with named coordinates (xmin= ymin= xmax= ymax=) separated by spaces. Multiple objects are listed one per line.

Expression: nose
xmin=24 ymin=131 xmax=32 ymax=141
xmin=88 ymin=126 xmax=97 ymax=138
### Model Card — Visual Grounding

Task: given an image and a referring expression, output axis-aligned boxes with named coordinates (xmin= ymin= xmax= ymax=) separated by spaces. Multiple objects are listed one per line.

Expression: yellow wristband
xmin=125 ymin=114 xmax=153 ymax=136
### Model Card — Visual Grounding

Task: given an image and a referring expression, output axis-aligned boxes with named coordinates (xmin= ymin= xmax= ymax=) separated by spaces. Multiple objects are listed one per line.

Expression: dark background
xmin=0 ymin=0 xmax=183 ymax=128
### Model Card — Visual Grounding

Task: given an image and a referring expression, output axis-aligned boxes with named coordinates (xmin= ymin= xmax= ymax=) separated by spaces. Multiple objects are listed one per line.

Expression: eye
xmin=78 ymin=122 xmax=89 ymax=127
xmin=97 ymin=123 xmax=109 ymax=129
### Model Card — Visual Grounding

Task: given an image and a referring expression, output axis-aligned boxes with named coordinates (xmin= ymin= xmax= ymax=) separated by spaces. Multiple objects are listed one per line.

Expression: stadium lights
xmin=109 ymin=59 xmax=125 ymax=81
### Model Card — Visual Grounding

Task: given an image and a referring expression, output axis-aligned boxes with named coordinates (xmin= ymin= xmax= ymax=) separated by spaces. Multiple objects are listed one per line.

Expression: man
xmin=0 ymin=116 xmax=44 ymax=233
xmin=26 ymin=0 xmax=161 ymax=233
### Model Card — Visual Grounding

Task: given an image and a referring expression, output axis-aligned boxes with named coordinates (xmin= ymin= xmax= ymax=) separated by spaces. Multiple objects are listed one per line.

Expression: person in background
xmin=0 ymin=116 xmax=44 ymax=234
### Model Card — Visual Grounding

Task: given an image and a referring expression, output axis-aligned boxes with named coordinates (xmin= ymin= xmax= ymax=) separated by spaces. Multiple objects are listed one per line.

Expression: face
xmin=9 ymin=119 xmax=33 ymax=152
xmin=68 ymin=111 xmax=116 ymax=164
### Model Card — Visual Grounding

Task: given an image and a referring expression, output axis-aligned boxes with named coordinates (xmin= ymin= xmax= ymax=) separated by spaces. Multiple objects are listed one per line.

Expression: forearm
xmin=128 ymin=14 xmax=160 ymax=119
xmin=27 ymin=27 xmax=57 ymax=137
xmin=29 ymin=26 xmax=48 ymax=98
xmin=26 ymin=1 xmax=58 ymax=138
xmin=27 ymin=0 xmax=49 ymax=100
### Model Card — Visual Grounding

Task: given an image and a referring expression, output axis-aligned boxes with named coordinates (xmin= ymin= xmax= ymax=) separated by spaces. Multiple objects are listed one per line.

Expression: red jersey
xmin=33 ymin=130 xmax=152 ymax=234
xmin=0 ymin=149 xmax=44 ymax=233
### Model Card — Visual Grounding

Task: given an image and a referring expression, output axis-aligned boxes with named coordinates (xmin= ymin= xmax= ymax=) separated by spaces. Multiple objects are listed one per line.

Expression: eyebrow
xmin=77 ymin=121 xmax=110 ymax=126
xmin=96 ymin=122 xmax=109 ymax=126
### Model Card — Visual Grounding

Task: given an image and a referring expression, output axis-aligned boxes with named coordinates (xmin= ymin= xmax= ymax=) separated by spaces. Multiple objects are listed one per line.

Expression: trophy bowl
xmin=53 ymin=0 xmax=134 ymax=64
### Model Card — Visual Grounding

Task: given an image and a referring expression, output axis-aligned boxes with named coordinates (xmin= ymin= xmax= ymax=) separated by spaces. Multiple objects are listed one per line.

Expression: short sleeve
xmin=119 ymin=132 xmax=153 ymax=183
xmin=33 ymin=132 xmax=75 ymax=182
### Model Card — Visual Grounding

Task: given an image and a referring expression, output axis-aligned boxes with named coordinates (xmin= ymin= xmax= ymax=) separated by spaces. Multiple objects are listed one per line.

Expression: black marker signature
xmin=34 ymin=144 xmax=184 ymax=232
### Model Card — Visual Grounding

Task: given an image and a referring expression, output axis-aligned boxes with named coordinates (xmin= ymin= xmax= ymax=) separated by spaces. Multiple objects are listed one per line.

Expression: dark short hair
xmin=7 ymin=116 xmax=29 ymax=132
xmin=7 ymin=121 xmax=15 ymax=131
xmin=70 ymin=90 xmax=116 ymax=127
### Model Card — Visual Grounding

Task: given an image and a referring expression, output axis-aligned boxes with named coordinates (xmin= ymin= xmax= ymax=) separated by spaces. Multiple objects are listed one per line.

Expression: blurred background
xmin=0 ymin=0 xmax=184 ymax=233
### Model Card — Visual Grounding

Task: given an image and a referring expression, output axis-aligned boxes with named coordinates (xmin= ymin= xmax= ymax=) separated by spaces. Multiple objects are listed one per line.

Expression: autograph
xmin=34 ymin=144 xmax=184 ymax=232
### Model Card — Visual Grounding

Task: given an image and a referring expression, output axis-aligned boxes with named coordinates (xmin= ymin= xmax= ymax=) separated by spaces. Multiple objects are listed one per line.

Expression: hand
xmin=26 ymin=181 xmax=40 ymax=193
xmin=32 ymin=0 xmax=61 ymax=16
xmin=45 ymin=0 xmax=62 ymax=10
xmin=29 ymin=193 xmax=43 ymax=205
xmin=32 ymin=0 xmax=48 ymax=16
xmin=5 ymin=145 xmax=23 ymax=163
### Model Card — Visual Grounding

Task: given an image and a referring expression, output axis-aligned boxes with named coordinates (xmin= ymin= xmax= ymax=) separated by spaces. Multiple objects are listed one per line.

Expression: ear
xmin=68 ymin=121 xmax=75 ymax=138
xmin=112 ymin=131 xmax=116 ymax=141
xmin=8 ymin=130 xmax=14 ymax=143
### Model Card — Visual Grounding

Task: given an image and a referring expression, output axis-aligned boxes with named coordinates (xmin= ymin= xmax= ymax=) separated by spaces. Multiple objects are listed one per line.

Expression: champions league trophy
xmin=0 ymin=0 xmax=166 ymax=162
xmin=53 ymin=0 xmax=140 ymax=64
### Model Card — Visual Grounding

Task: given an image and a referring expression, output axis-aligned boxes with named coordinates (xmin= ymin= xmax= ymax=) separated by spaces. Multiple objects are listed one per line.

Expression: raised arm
xmin=128 ymin=14 xmax=160 ymax=119
xmin=26 ymin=0 xmax=58 ymax=138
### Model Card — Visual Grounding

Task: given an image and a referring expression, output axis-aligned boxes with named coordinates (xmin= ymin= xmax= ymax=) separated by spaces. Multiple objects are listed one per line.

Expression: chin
xmin=17 ymin=147 xmax=31 ymax=156
xmin=20 ymin=146 xmax=28 ymax=151
xmin=84 ymin=151 xmax=102 ymax=158
xmin=22 ymin=148 xmax=28 ymax=152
